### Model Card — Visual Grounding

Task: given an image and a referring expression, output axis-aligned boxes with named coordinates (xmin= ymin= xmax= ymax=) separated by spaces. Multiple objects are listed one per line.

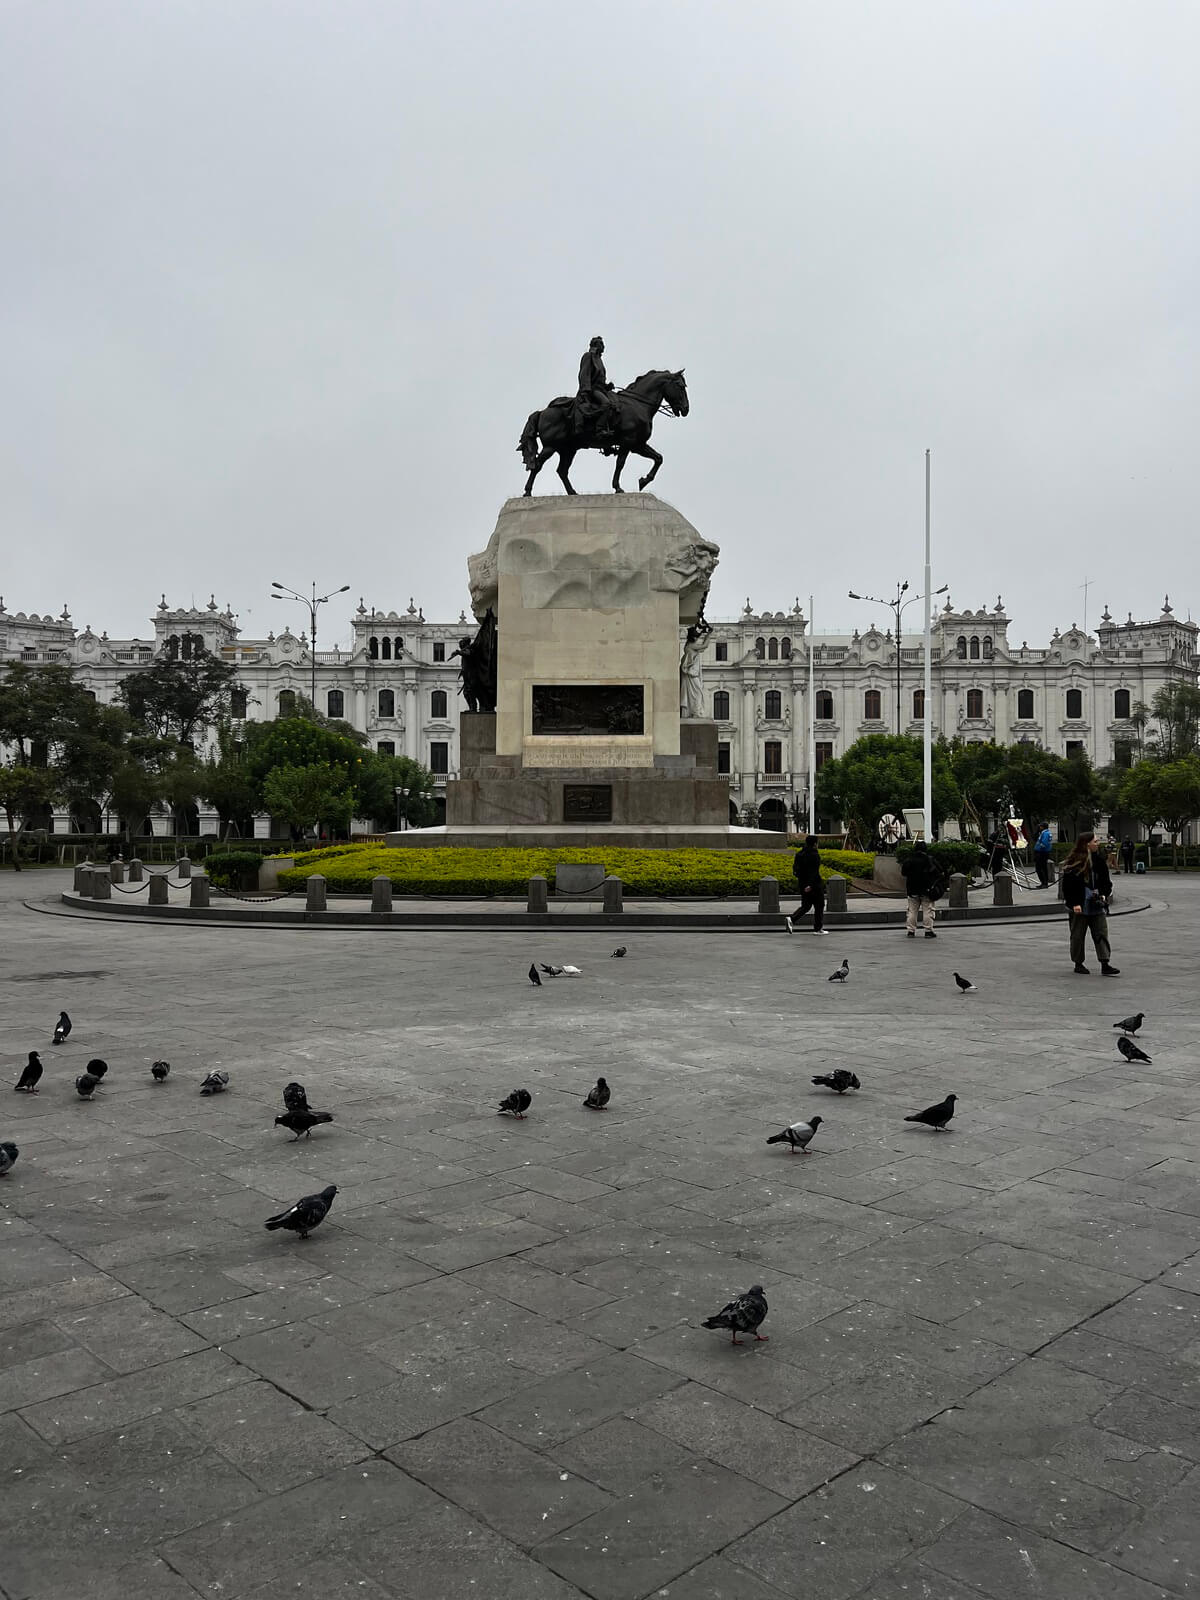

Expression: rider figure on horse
xmin=575 ymin=336 xmax=620 ymax=445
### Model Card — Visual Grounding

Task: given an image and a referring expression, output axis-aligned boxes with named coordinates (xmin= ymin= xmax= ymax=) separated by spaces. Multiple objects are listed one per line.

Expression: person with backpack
xmin=901 ymin=839 xmax=942 ymax=938
xmin=1060 ymin=831 xmax=1119 ymax=976
xmin=785 ymin=835 xmax=827 ymax=935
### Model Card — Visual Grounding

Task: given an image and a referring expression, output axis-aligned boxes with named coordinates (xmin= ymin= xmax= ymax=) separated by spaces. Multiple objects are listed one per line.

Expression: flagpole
xmin=922 ymin=450 xmax=933 ymax=839
xmin=808 ymin=593 xmax=816 ymax=832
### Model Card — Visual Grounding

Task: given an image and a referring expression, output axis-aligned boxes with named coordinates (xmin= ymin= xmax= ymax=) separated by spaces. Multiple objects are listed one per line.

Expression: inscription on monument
xmin=532 ymin=684 xmax=644 ymax=736
xmin=563 ymin=784 xmax=613 ymax=822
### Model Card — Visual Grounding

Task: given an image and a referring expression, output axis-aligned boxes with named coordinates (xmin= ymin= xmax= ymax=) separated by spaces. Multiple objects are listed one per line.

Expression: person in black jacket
xmin=901 ymin=840 xmax=939 ymax=937
xmin=785 ymin=835 xmax=827 ymax=934
xmin=1060 ymin=832 xmax=1119 ymax=975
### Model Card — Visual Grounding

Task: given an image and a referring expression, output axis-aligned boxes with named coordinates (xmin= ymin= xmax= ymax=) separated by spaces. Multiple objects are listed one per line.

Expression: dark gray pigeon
xmin=151 ymin=1060 xmax=170 ymax=1082
xmin=15 ymin=1052 xmax=43 ymax=1092
xmin=75 ymin=1072 xmax=99 ymax=1099
xmin=1117 ymin=1036 xmax=1151 ymax=1064
xmin=498 ymin=1089 xmax=532 ymax=1118
xmin=905 ymin=1093 xmax=957 ymax=1130
xmin=583 ymin=1077 xmax=611 ymax=1110
xmin=528 ymin=963 xmax=542 ymax=987
xmin=702 ymin=1284 xmax=768 ymax=1345
xmin=1113 ymin=1013 xmax=1144 ymax=1036
xmin=52 ymin=1012 xmax=71 ymax=1045
xmin=282 ymin=1081 xmax=309 ymax=1112
xmin=953 ymin=972 xmax=977 ymax=994
xmin=611 ymin=946 xmax=627 ymax=958
xmin=766 ymin=1115 xmax=823 ymax=1153
xmin=828 ymin=959 xmax=849 ymax=982
xmin=811 ymin=1070 xmax=859 ymax=1094
xmin=265 ymin=1184 xmax=337 ymax=1238
xmin=275 ymin=1109 xmax=334 ymax=1140
xmin=200 ymin=1071 xmax=230 ymax=1096
xmin=0 ymin=1141 xmax=18 ymax=1175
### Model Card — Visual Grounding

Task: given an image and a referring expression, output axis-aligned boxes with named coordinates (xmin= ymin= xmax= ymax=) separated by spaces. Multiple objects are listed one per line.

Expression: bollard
xmin=526 ymin=874 xmax=548 ymax=913
xmin=148 ymin=873 xmax=170 ymax=906
xmin=992 ymin=870 xmax=1014 ymax=907
xmin=176 ymin=855 xmax=192 ymax=880
xmin=948 ymin=872 xmax=968 ymax=910
xmin=128 ymin=858 xmax=144 ymax=883
xmin=757 ymin=876 xmax=780 ymax=915
xmin=371 ymin=875 xmax=393 ymax=914
xmin=73 ymin=860 xmax=93 ymax=892
xmin=306 ymin=875 xmax=327 ymax=912
xmin=109 ymin=859 xmax=125 ymax=884
xmin=91 ymin=869 xmax=111 ymax=901
xmin=190 ymin=872 xmax=210 ymax=908
xmin=824 ymin=874 xmax=848 ymax=913
xmin=602 ymin=875 xmax=624 ymax=915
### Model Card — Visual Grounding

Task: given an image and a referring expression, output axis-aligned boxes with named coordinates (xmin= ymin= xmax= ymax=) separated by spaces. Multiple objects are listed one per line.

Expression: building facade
xmin=1 ymin=591 xmax=1196 ymax=836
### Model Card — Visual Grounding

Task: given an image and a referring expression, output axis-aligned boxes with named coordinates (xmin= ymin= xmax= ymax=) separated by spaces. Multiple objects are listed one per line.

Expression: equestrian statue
xmin=518 ymin=336 xmax=689 ymax=497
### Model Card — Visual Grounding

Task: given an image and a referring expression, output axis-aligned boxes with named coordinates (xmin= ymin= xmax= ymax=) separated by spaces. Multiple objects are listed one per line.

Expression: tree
xmin=815 ymin=735 xmax=960 ymax=842
xmin=0 ymin=765 xmax=60 ymax=870
xmin=262 ymin=763 xmax=355 ymax=841
xmin=355 ymin=754 xmax=437 ymax=830
xmin=1119 ymin=757 xmax=1200 ymax=869
xmin=1145 ymin=684 xmax=1200 ymax=762
xmin=947 ymin=740 xmax=1008 ymax=833
xmin=117 ymin=647 xmax=240 ymax=748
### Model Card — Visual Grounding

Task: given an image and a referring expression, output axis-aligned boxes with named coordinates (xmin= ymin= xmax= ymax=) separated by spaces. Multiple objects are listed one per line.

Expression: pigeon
xmin=953 ymin=972 xmax=977 ymax=994
xmin=275 ymin=1109 xmax=334 ymax=1141
xmin=15 ymin=1052 xmax=43 ymax=1092
xmin=75 ymin=1072 xmax=99 ymax=1099
xmin=282 ymin=1081 xmax=310 ymax=1112
xmin=811 ymin=1070 xmax=860 ymax=1094
xmin=86 ymin=1059 xmax=108 ymax=1083
xmin=828 ymin=959 xmax=849 ymax=982
xmin=528 ymin=963 xmax=542 ymax=987
xmin=0 ymin=1142 xmax=18 ymax=1176
xmin=611 ymin=947 xmax=627 ymax=958
xmin=583 ymin=1077 xmax=611 ymax=1110
xmin=905 ymin=1093 xmax=957 ymax=1131
xmin=264 ymin=1184 xmax=337 ymax=1238
xmin=200 ymin=1071 xmax=230 ymax=1096
xmin=1117 ymin=1036 xmax=1151 ymax=1064
xmin=150 ymin=1060 xmax=171 ymax=1082
xmin=1113 ymin=1013 xmax=1144 ymax=1037
xmin=766 ymin=1115 xmax=823 ymax=1153
xmin=540 ymin=964 xmax=582 ymax=977
xmin=52 ymin=1011 xmax=71 ymax=1045
xmin=498 ymin=1088 xmax=532 ymax=1119
xmin=702 ymin=1284 xmax=768 ymax=1345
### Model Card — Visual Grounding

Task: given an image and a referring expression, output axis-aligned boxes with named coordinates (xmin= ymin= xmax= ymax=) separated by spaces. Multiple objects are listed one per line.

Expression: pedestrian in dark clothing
xmin=986 ymin=829 xmax=1007 ymax=878
xmin=900 ymin=839 xmax=940 ymax=936
xmin=785 ymin=835 xmax=827 ymax=935
xmin=1033 ymin=822 xmax=1053 ymax=887
xmin=1120 ymin=836 xmax=1135 ymax=874
xmin=1060 ymin=831 xmax=1119 ymax=976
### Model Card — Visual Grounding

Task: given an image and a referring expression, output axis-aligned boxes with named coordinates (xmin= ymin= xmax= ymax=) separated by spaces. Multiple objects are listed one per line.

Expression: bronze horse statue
xmin=518 ymin=369 xmax=689 ymax=496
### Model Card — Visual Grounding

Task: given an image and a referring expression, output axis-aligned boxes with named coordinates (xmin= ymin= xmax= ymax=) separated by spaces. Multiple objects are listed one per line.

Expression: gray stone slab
xmin=53 ymin=1293 xmax=208 ymax=1373
xmin=550 ymin=1415 xmax=698 ymax=1495
xmin=19 ymin=1348 xmax=250 ymax=1445
xmin=179 ymin=1379 xmax=371 ymax=1492
xmin=653 ymin=1555 xmax=811 ymax=1600
xmin=237 ymin=1555 xmax=395 ymax=1600
xmin=478 ymin=1349 xmax=685 ymax=1447
xmin=325 ymin=1347 xmax=524 ymax=1447
xmin=785 ymin=1356 xmax=985 ymax=1455
xmin=0 ymin=1345 xmax=114 ymax=1413
xmin=219 ymin=1323 xmax=401 ymax=1410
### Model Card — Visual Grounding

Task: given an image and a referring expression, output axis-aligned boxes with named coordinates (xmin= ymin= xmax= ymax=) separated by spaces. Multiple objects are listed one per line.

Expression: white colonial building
xmin=1 ymin=589 xmax=1196 ymax=836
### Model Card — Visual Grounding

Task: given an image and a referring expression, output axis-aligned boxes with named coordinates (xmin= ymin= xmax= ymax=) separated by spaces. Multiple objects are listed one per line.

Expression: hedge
xmin=205 ymin=850 xmax=269 ymax=890
xmin=276 ymin=844 xmax=875 ymax=898
xmin=895 ymin=840 xmax=980 ymax=878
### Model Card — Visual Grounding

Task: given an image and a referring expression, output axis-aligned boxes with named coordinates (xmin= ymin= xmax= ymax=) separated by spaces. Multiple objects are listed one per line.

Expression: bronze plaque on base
xmin=563 ymin=784 xmax=613 ymax=823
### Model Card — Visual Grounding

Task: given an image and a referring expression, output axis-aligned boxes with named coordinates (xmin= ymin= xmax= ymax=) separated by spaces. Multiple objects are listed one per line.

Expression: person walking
xmin=1060 ymin=831 xmax=1119 ymax=976
xmin=785 ymin=834 xmax=827 ymax=934
xmin=901 ymin=839 xmax=939 ymax=938
xmin=1120 ymin=836 xmax=1135 ymax=875
xmin=1033 ymin=822 xmax=1054 ymax=887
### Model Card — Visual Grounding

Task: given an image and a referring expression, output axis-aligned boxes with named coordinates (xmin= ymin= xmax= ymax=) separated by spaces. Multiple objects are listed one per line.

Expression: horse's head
xmin=662 ymin=369 xmax=689 ymax=417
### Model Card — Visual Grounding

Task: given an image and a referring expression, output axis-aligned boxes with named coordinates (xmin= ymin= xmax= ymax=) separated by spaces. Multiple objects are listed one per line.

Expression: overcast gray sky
xmin=3 ymin=1 xmax=1197 ymax=649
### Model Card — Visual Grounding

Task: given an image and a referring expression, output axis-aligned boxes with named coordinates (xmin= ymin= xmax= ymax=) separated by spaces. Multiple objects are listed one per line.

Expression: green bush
xmin=896 ymin=840 xmax=979 ymax=879
xmin=205 ymin=849 xmax=268 ymax=890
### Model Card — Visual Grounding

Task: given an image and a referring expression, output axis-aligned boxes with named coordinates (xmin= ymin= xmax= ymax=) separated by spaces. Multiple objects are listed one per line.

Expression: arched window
xmin=764 ymin=690 xmax=782 ymax=720
xmin=767 ymin=637 xmax=779 ymax=660
xmin=326 ymin=689 xmax=344 ymax=719
xmin=394 ymin=637 xmax=404 ymax=658
xmin=278 ymin=690 xmax=296 ymax=718
xmin=1017 ymin=688 xmax=1034 ymax=719
xmin=966 ymin=688 xmax=984 ymax=718
xmin=781 ymin=637 xmax=791 ymax=658
xmin=864 ymin=689 xmax=882 ymax=720
xmin=763 ymin=740 xmax=783 ymax=774
xmin=430 ymin=689 xmax=448 ymax=719
xmin=378 ymin=689 xmax=395 ymax=718
xmin=982 ymin=636 xmax=994 ymax=659
xmin=815 ymin=689 xmax=834 ymax=720
xmin=912 ymin=689 xmax=925 ymax=720
xmin=230 ymin=688 xmax=248 ymax=719
xmin=381 ymin=637 xmax=392 ymax=660
xmin=368 ymin=636 xmax=379 ymax=660
xmin=969 ymin=636 xmax=980 ymax=660
xmin=1066 ymin=688 xmax=1083 ymax=719
xmin=712 ymin=690 xmax=730 ymax=720
xmin=1114 ymin=688 xmax=1131 ymax=719
xmin=755 ymin=637 xmax=766 ymax=659
xmin=956 ymin=636 xmax=967 ymax=659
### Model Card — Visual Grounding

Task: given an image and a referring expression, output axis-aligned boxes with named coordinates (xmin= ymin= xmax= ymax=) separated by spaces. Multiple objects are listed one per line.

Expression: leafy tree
xmin=243 ymin=717 xmax=368 ymax=793
xmin=262 ymin=763 xmax=355 ymax=841
xmin=946 ymin=740 xmax=1008 ymax=833
xmin=815 ymin=735 xmax=960 ymax=843
xmin=0 ymin=765 xmax=59 ymax=870
xmin=1119 ymin=757 xmax=1200 ymax=868
xmin=355 ymin=754 xmax=437 ymax=830
xmin=117 ymin=647 xmax=240 ymax=748
xmin=1145 ymin=684 xmax=1200 ymax=762
xmin=0 ymin=663 xmax=99 ymax=759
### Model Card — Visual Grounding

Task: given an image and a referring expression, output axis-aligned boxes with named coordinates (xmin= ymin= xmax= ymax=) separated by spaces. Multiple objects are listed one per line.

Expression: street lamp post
xmin=849 ymin=581 xmax=948 ymax=738
xmin=270 ymin=580 xmax=351 ymax=713
xmin=394 ymin=786 xmax=411 ymax=832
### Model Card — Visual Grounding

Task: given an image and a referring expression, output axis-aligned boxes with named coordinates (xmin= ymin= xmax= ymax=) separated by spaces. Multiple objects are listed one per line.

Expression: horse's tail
xmin=518 ymin=410 xmax=541 ymax=470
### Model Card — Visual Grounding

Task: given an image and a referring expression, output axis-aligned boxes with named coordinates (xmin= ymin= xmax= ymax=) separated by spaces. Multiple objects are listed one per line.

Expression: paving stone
xmin=477 ymin=1349 xmax=685 ymax=1447
xmin=179 ymin=1273 xmax=375 ymax=1341
xmin=1104 ymin=1463 xmax=1200 ymax=1593
xmin=325 ymin=1347 xmax=523 ymax=1447
xmin=53 ymin=1293 xmax=208 ymax=1372
xmin=1092 ymin=1389 xmax=1200 ymax=1462
xmin=456 ymin=1258 xmax=615 ymax=1319
xmin=0 ymin=1345 xmax=114 ymax=1413
xmin=111 ymin=1253 xmax=256 ymax=1315
xmin=19 ymin=1348 xmax=250 ymax=1445
xmin=220 ymin=1323 xmax=402 ymax=1410
xmin=1085 ymin=1284 xmax=1200 ymax=1354
xmin=237 ymin=1555 xmax=396 ymax=1600
xmin=178 ymin=1379 xmax=371 ymax=1491
xmin=0 ymin=1318 xmax=77 ymax=1370
xmin=1039 ymin=1325 xmax=1200 ymax=1405
xmin=0 ymin=1272 xmax=129 ymax=1331
xmin=785 ymin=1356 xmax=984 ymax=1455
xmin=653 ymin=1554 xmax=805 ymax=1599
xmin=551 ymin=1415 xmax=698 ymax=1495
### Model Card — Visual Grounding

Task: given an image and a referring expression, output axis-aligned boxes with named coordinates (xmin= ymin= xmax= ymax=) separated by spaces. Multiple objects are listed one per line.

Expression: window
xmin=755 ymin=637 xmax=765 ymax=659
xmin=393 ymin=637 xmax=404 ymax=657
xmin=1114 ymin=688 xmax=1131 ymax=719
xmin=1017 ymin=688 xmax=1034 ymax=720
xmin=1066 ymin=688 xmax=1083 ymax=719
xmin=764 ymin=690 xmax=782 ymax=720
xmin=912 ymin=689 xmax=925 ymax=720
xmin=815 ymin=689 xmax=834 ymax=720
xmin=378 ymin=689 xmax=395 ymax=718
xmin=864 ymin=689 xmax=882 ymax=720
xmin=429 ymin=741 xmax=449 ymax=774
xmin=966 ymin=688 xmax=984 ymax=719
xmin=278 ymin=690 xmax=296 ymax=717
xmin=326 ymin=690 xmax=344 ymax=718
xmin=1065 ymin=739 xmax=1084 ymax=756
xmin=381 ymin=637 xmax=392 ymax=660
xmin=781 ymin=637 xmax=791 ymax=659
xmin=430 ymin=689 xmax=448 ymax=719
xmin=969 ymin=636 xmax=980 ymax=660
xmin=983 ymin=636 xmax=994 ymax=659
xmin=433 ymin=642 xmax=446 ymax=662
xmin=768 ymin=637 xmax=779 ymax=660
xmin=368 ymin=637 xmax=379 ymax=659
xmin=956 ymin=636 xmax=967 ymax=659
xmin=714 ymin=641 xmax=728 ymax=661
xmin=712 ymin=689 xmax=730 ymax=720
xmin=230 ymin=688 xmax=248 ymax=719
xmin=1113 ymin=738 xmax=1133 ymax=769
xmin=815 ymin=740 xmax=833 ymax=771
xmin=377 ymin=740 xmax=395 ymax=756
xmin=717 ymin=740 xmax=731 ymax=774
xmin=763 ymin=740 xmax=783 ymax=775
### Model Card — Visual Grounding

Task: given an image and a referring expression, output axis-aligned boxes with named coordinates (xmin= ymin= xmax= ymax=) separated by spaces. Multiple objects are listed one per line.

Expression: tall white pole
xmin=807 ymin=593 xmax=816 ymax=833
xmin=922 ymin=450 xmax=933 ymax=839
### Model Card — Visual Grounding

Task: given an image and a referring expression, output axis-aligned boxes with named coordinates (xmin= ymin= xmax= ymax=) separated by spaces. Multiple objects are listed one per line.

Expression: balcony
xmin=756 ymin=770 xmax=791 ymax=786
